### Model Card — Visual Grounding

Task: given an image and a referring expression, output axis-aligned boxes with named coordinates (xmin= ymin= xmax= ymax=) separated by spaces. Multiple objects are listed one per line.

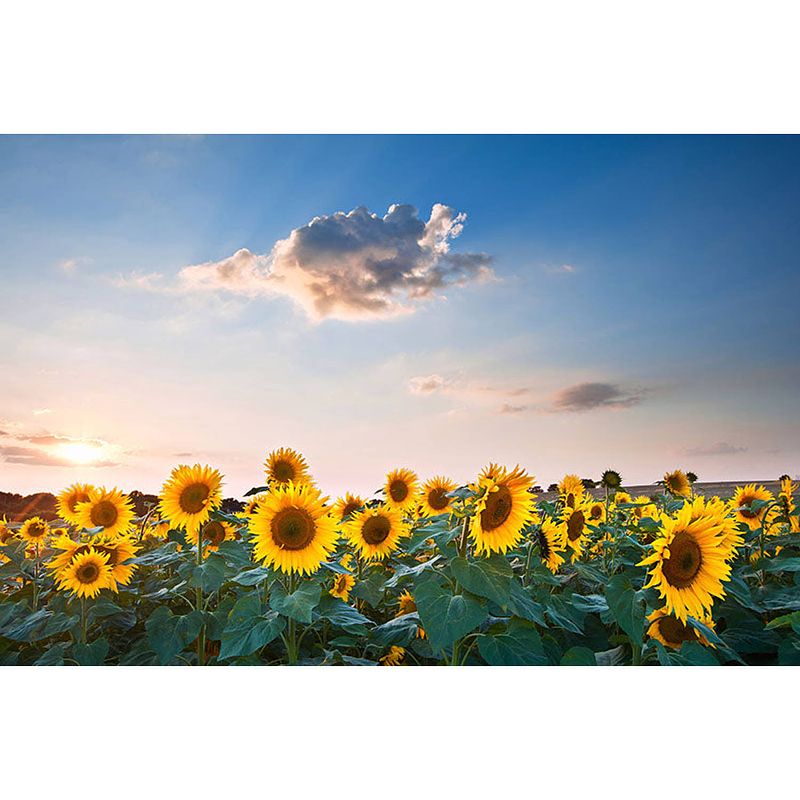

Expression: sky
xmin=1 ymin=134 xmax=799 ymax=498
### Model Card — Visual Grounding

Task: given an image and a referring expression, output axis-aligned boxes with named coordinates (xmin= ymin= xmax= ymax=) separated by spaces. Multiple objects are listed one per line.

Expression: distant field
xmin=540 ymin=479 xmax=786 ymax=502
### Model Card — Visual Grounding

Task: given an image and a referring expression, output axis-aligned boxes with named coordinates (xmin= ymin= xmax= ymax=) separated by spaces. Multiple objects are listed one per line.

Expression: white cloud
xmin=115 ymin=203 xmax=494 ymax=322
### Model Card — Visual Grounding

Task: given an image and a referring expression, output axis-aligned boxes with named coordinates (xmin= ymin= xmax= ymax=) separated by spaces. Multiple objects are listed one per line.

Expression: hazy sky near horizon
xmin=1 ymin=135 xmax=799 ymax=498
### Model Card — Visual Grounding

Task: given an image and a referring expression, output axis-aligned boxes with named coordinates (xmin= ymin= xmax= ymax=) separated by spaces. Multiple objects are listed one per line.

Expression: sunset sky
xmin=1 ymin=134 xmax=798 ymax=498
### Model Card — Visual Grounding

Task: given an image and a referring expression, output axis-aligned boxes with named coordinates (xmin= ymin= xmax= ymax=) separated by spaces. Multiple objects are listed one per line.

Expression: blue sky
xmin=1 ymin=135 xmax=798 ymax=496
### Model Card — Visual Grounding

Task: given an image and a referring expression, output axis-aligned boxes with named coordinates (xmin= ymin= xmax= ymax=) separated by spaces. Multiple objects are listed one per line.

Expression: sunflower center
xmin=202 ymin=521 xmax=226 ymax=547
xmin=739 ymin=496 xmax=757 ymax=519
xmin=271 ymin=508 xmax=315 ymax=550
xmin=76 ymin=562 xmax=100 ymax=584
xmin=538 ymin=530 xmax=551 ymax=559
xmin=566 ymin=492 xmax=575 ymax=508
xmin=89 ymin=500 xmax=118 ymax=529
xmin=389 ymin=480 xmax=409 ymax=503
xmin=69 ymin=492 xmax=90 ymax=513
xmin=179 ymin=483 xmax=210 ymax=514
xmin=95 ymin=545 xmax=120 ymax=566
xmin=481 ymin=486 xmax=513 ymax=531
xmin=341 ymin=501 xmax=361 ymax=519
xmin=28 ymin=522 xmax=48 ymax=538
xmin=362 ymin=515 xmax=391 ymax=545
xmin=427 ymin=488 xmax=450 ymax=511
xmin=566 ymin=510 xmax=586 ymax=541
xmin=662 ymin=531 xmax=703 ymax=588
xmin=272 ymin=460 xmax=295 ymax=482
xmin=590 ymin=504 xmax=603 ymax=519
xmin=657 ymin=615 xmax=698 ymax=646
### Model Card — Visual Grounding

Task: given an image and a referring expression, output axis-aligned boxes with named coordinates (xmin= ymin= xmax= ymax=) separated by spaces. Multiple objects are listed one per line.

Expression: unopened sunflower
xmin=250 ymin=482 xmax=337 ymax=575
xmin=159 ymin=465 xmax=223 ymax=536
xmin=57 ymin=547 xmax=114 ymax=599
xmin=345 ymin=504 xmax=408 ymax=561
xmin=730 ymin=484 xmax=773 ymax=531
xmin=663 ymin=469 xmax=692 ymax=498
xmin=264 ymin=447 xmax=311 ymax=486
xmin=639 ymin=503 xmax=731 ymax=623
xmin=419 ymin=476 xmax=457 ymax=517
xmin=646 ymin=607 xmax=715 ymax=650
xmin=75 ymin=486 xmax=135 ymax=537
xmin=384 ymin=468 xmax=419 ymax=513
xmin=330 ymin=572 xmax=356 ymax=602
xmin=470 ymin=464 xmax=535 ymax=555
xmin=56 ymin=483 xmax=95 ymax=526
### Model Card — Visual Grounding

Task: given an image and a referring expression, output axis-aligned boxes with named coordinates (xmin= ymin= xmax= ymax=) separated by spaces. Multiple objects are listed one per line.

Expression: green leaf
xmin=477 ymin=619 xmax=547 ymax=665
xmin=450 ymin=554 xmax=513 ymax=606
xmin=561 ymin=646 xmax=597 ymax=666
xmin=316 ymin=594 xmax=372 ymax=634
xmin=232 ymin=566 xmax=271 ymax=586
xmin=350 ymin=569 xmax=387 ymax=608
xmin=191 ymin=554 xmax=228 ymax=593
xmin=145 ymin=606 xmax=205 ymax=665
xmin=384 ymin=557 xmax=441 ymax=588
xmin=506 ymin=582 xmax=547 ymax=626
xmin=414 ymin=576 xmax=487 ymax=654
xmin=762 ymin=557 xmax=800 ymax=573
xmin=34 ymin=643 xmax=67 ymax=666
xmin=73 ymin=638 xmax=109 ymax=666
xmin=370 ymin=613 xmax=420 ymax=647
xmin=269 ymin=581 xmax=321 ymax=624
xmin=219 ymin=594 xmax=285 ymax=660
xmin=605 ymin=575 xmax=645 ymax=644
xmin=244 ymin=485 xmax=269 ymax=497
xmin=571 ymin=593 xmax=609 ymax=615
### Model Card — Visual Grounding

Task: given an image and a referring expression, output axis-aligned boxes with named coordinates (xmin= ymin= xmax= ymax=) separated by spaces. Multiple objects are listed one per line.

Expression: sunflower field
xmin=1 ymin=451 xmax=798 ymax=666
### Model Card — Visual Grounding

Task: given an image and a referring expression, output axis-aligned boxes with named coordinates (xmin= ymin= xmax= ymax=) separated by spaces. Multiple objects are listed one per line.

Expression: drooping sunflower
xmin=345 ymin=504 xmax=408 ymax=562
xmin=538 ymin=519 xmax=567 ymax=572
xmin=379 ymin=645 xmax=406 ymax=666
xmin=250 ymin=482 xmax=337 ymax=576
xmin=419 ymin=476 xmax=457 ymax=517
xmin=332 ymin=493 xmax=366 ymax=523
xmin=55 ymin=483 xmax=95 ymax=526
xmin=57 ymin=547 xmax=114 ymax=599
xmin=244 ymin=495 xmax=264 ymax=516
xmin=558 ymin=474 xmax=585 ymax=509
xmin=19 ymin=516 xmax=51 ymax=546
xmin=600 ymin=469 xmax=622 ymax=490
xmin=75 ymin=486 xmax=135 ymax=537
xmin=470 ymin=465 xmax=536 ymax=555
xmin=159 ymin=465 xmax=223 ymax=535
xmin=264 ymin=447 xmax=311 ymax=487
xmin=395 ymin=590 xmax=426 ymax=638
xmin=730 ymin=483 xmax=774 ymax=531
xmin=384 ymin=468 xmax=420 ymax=513
xmin=663 ymin=469 xmax=692 ymax=498
xmin=563 ymin=501 xmax=591 ymax=559
xmin=639 ymin=503 xmax=731 ymax=623
xmin=778 ymin=476 xmax=797 ymax=519
xmin=330 ymin=572 xmax=356 ymax=602
xmin=646 ymin=607 xmax=714 ymax=650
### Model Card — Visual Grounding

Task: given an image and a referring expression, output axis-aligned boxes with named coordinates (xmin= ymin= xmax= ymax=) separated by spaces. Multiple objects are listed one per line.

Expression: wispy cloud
xmin=0 ymin=427 xmax=122 ymax=468
xmin=57 ymin=257 xmax=82 ymax=274
xmin=550 ymin=382 xmax=646 ymax=413
xmin=408 ymin=374 xmax=451 ymax=395
xmin=682 ymin=442 xmax=747 ymax=457
xmin=113 ymin=204 xmax=494 ymax=322
xmin=32 ymin=408 xmax=53 ymax=416
xmin=408 ymin=373 xmax=531 ymax=415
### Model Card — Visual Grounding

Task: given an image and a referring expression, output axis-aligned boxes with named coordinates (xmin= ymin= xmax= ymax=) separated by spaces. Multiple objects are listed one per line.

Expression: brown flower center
xmin=90 ymin=500 xmax=119 ymax=529
xmin=27 ymin=521 xmax=48 ymax=539
xmin=538 ymin=530 xmax=551 ymax=560
xmin=657 ymin=615 xmax=698 ymax=646
xmin=566 ymin=492 xmax=575 ymax=508
xmin=427 ymin=487 xmax=450 ymax=511
xmin=362 ymin=515 xmax=391 ymax=545
xmin=76 ymin=562 xmax=100 ymax=584
xmin=69 ymin=492 xmax=90 ymax=513
xmin=662 ymin=531 xmax=702 ymax=588
xmin=202 ymin=521 xmax=226 ymax=547
xmin=566 ymin=509 xmax=586 ymax=541
xmin=341 ymin=501 xmax=361 ymax=520
xmin=481 ymin=485 xmax=513 ymax=531
xmin=389 ymin=480 xmax=409 ymax=503
xmin=738 ymin=495 xmax=757 ymax=519
xmin=271 ymin=508 xmax=315 ymax=550
xmin=179 ymin=483 xmax=210 ymax=514
xmin=271 ymin=459 xmax=295 ymax=482
xmin=95 ymin=544 xmax=120 ymax=566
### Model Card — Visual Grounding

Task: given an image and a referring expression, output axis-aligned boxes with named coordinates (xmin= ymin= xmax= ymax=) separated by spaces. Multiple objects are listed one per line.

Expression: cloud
xmin=0 ymin=428 xmax=121 ymax=468
xmin=32 ymin=408 xmax=53 ymax=416
xmin=408 ymin=374 xmax=451 ymax=395
xmin=498 ymin=402 xmax=528 ymax=414
xmin=408 ymin=373 xmax=531 ymax=415
xmin=0 ymin=444 xmax=119 ymax=468
xmin=550 ymin=382 xmax=645 ymax=412
xmin=57 ymin=258 xmax=81 ymax=274
xmin=115 ymin=204 xmax=494 ymax=322
xmin=682 ymin=442 xmax=747 ymax=457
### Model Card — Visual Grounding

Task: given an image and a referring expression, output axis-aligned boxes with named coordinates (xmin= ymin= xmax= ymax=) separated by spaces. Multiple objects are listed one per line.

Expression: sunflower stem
xmin=195 ymin=528 xmax=206 ymax=666
xmin=80 ymin=596 xmax=87 ymax=645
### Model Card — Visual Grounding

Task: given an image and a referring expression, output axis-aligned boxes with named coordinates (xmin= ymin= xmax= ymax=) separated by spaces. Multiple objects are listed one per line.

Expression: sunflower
xmin=0 ymin=516 xmax=17 ymax=545
xmin=612 ymin=491 xmax=633 ymax=506
xmin=244 ymin=496 xmax=264 ymax=516
xmin=345 ymin=505 xmax=408 ymax=561
xmin=145 ymin=521 xmax=171 ymax=540
xmin=600 ymin=470 xmax=622 ymax=490
xmin=75 ymin=487 xmax=135 ymax=537
xmin=646 ymin=607 xmax=715 ymax=650
xmin=93 ymin=535 xmax=139 ymax=589
xmin=330 ymin=573 xmax=356 ymax=602
xmin=159 ymin=465 xmax=223 ymax=536
xmin=57 ymin=547 xmax=114 ymax=599
xmin=379 ymin=645 xmax=406 ymax=666
xmin=631 ymin=495 xmax=656 ymax=521
xmin=46 ymin=533 xmax=84 ymax=574
xmin=687 ymin=496 xmax=742 ymax=558
xmin=730 ymin=484 xmax=774 ymax=531
xmin=778 ymin=477 xmax=798 ymax=529
xmin=55 ymin=483 xmax=95 ymax=526
xmin=250 ymin=482 xmax=337 ymax=576
xmin=663 ymin=469 xmax=692 ymax=498
xmin=563 ymin=501 xmax=591 ymax=559
xmin=19 ymin=516 xmax=50 ymax=546
xmin=538 ymin=519 xmax=567 ymax=572
xmin=332 ymin=493 xmax=366 ymax=523
xmin=340 ymin=552 xmax=356 ymax=572
xmin=639 ymin=503 xmax=731 ymax=623
xmin=185 ymin=519 xmax=238 ymax=551
xmin=419 ymin=476 xmax=457 ymax=517
xmin=587 ymin=499 xmax=606 ymax=523
xmin=384 ymin=468 xmax=419 ymax=513
xmin=264 ymin=447 xmax=311 ymax=487
xmin=470 ymin=464 xmax=535 ymax=556
xmin=558 ymin=474 xmax=585 ymax=509
xmin=395 ymin=591 xmax=426 ymax=638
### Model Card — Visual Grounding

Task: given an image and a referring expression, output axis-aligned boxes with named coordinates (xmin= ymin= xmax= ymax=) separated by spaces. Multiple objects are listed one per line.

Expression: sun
xmin=59 ymin=441 xmax=104 ymax=464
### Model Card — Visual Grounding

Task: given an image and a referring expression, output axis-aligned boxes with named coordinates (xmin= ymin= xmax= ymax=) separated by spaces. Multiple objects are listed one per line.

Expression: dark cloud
xmin=682 ymin=442 xmax=747 ymax=457
xmin=551 ymin=382 xmax=645 ymax=412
